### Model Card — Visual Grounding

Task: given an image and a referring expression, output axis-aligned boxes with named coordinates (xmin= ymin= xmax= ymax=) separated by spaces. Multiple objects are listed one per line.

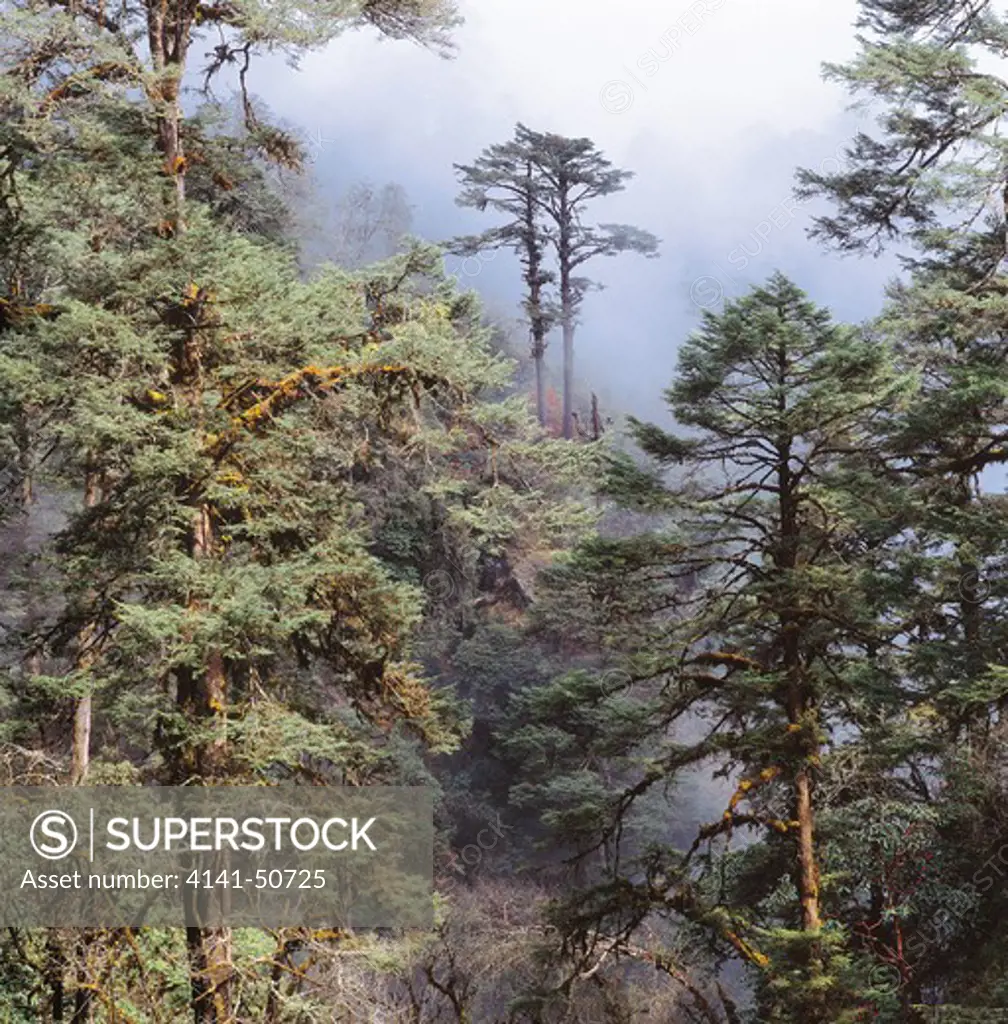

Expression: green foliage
xmin=501 ymin=273 xmax=922 ymax=1022
xmin=12 ymin=0 xmax=1008 ymax=1018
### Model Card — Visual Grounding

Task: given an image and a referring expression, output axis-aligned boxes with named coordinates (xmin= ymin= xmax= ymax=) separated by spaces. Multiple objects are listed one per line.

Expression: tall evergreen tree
xmin=454 ymin=124 xmax=658 ymax=439
xmin=453 ymin=141 xmax=556 ymax=427
xmin=517 ymin=124 xmax=658 ymax=440
xmin=795 ymin=0 xmax=1008 ymax=729
xmin=797 ymin=4 xmax=1008 ymax=1008
xmin=0 ymin=1 xmax=601 ymax=1018
xmin=1 ymin=0 xmax=468 ymax=1015
xmin=505 ymin=274 xmax=912 ymax=1022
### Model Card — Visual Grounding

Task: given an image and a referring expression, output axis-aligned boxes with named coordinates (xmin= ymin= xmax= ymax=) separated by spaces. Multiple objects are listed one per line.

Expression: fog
xmin=246 ymin=0 xmax=904 ymax=429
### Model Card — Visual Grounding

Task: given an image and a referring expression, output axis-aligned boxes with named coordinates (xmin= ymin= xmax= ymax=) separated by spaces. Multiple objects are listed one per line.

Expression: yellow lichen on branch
xmin=0 ymin=297 xmax=59 ymax=328
xmin=727 ymin=765 xmax=781 ymax=814
xmin=767 ymin=818 xmax=799 ymax=834
xmin=196 ymin=362 xmax=448 ymax=468
xmin=702 ymin=765 xmax=798 ymax=836
xmin=671 ymin=891 xmax=771 ymax=971
xmin=232 ymin=363 xmax=411 ymax=430
xmin=723 ymin=928 xmax=770 ymax=969
xmin=204 ymin=362 xmax=448 ymax=463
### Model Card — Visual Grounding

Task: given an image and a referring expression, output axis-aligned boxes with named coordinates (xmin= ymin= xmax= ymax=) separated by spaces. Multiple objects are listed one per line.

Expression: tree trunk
xmin=70 ymin=470 xmax=101 ymax=785
xmin=67 ymin=470 xmax=102 ymax=1020
xmin=71 ymin=932 xmax=92 ymax=1024
xmin=165 ymin=203 xmax=231 ymax=1023
xmin=561 ymin=307 xmax=574 ymax=440
xmin=590 ymin=392 xmax=602 ymax=441
xmin=774 ymin=336 xmax=824 ymax=1019
xmin=956 ymin=473 xmax=988 ymax=744
xmin=69 ymin=696 xmax=91 ymax=786
xmin=185 ymin=505 xmax=232 ymax=1022
xmin=532 ymin=348 xmax=549 ymax=428
xmin=558 ymin=185 xmax=574 ymax=440
xmin=794 ymin=766 xmax=822 ymax=932
xmin=522 ymin=159 xmax=548 ymax=428
xmin=187 ymin=926 xmax=234 ymax=1024
xmin=191 ymin=504 xmax=228 ymax=778
xmin=46 ymin=933 xmax=64 ymax=1023
xmin=775 ymin=336 xmax=822 ymax=933
xmin=146 ymin=8 xmax=225 ymax=1020
xmin=145 ymin=4 xmax=192 ymax=235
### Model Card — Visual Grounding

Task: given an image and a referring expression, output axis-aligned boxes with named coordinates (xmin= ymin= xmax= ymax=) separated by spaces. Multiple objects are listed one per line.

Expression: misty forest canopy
xmin=3 ymin=0 xmax=1008 ymax=1022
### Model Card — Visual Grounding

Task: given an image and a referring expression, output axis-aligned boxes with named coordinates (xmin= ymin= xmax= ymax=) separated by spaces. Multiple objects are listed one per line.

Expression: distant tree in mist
xmin=452 ymin=141 xmax=556 ymax=426
xmin=453 ymin=124 xmax=659 ymax=438
xmin=332 ymin=181 xmax=416 ymax=267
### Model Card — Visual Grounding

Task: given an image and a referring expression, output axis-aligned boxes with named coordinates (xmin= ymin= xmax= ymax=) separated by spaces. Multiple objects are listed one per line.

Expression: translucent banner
xmin=0 ymin=787 xmax=433 ymax=928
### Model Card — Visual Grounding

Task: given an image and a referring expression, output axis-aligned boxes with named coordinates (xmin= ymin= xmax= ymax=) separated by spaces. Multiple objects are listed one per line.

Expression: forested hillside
xmin=3 ymin=0 xmax=1008 ymax=1021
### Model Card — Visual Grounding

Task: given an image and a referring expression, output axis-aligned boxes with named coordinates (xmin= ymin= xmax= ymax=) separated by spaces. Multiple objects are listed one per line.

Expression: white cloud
xmin=249 ymin=0 xmax=897 ymax=423
xmin=260 ymin=0 xmax=859 ymax=161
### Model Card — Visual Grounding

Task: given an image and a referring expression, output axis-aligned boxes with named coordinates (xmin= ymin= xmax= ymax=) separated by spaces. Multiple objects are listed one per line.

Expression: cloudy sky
xmin=252 ymin=0 xmax=903 ymax=424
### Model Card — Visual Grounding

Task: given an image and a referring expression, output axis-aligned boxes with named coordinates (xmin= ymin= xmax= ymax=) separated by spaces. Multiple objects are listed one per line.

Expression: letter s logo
xmin=30 ymin=810 xmax=78 ymax=860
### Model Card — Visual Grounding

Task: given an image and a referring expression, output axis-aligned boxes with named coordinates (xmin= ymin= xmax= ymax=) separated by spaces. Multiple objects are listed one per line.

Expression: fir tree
xmin=798 ymin=3 xmax=1008 ymax=1008
xmin=453 ymin=137 xmax=557 ymax=427
xmin=505 ymin=273 xmax=912 ymax=1023
xmin=453 ymin=124 xmax=659 ymax=439
xmin=0 ymin=1 xmax=597 ymax=1017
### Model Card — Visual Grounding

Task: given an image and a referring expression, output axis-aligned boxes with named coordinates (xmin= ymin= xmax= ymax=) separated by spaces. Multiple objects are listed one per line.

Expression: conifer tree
xmin=516 ymin=124 xmax=659 ymax=440
xmin=797 ymin=4 xmax=1008 ymax=1007
xmin=1 ymin=0 xmax=466 ymax=1013
xmin=454 ymin=124 xmax=658 ymax=439
xmin=0 ymin=7 xmax=606 ymax=1018
xmin=795 ymin=0 xmax=1008 ymax=727
xmin=453 ymin=139 xmax=556 ymax=427
xmin=505 ymin=273 xmax=912 ymax=1022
